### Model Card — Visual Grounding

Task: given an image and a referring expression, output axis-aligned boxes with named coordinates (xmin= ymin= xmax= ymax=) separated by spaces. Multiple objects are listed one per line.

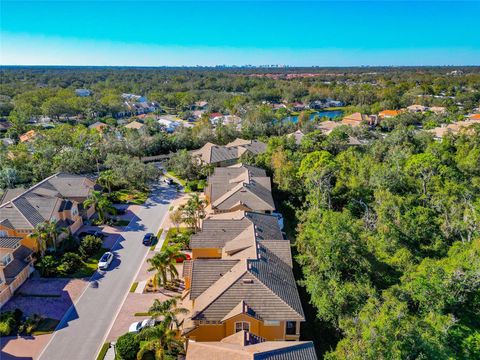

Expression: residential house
xmin=88 ymin=121 xmax=108 ymax=132
xmin=186 ymin=331 xmax=317 ymax=360
xmin=188 ymin=211 xmax=286 ymax=261
xmin=158 ymin=116 xmax=182 ymax=133
xmin=0 ymin=173 xmax=98 ymax=252
xmin=407 ymin=104 xmax=428 ymax=113
xmin=182 ymin=242 xmax=304 ymax=342
xmin=124 ymin=120 xmax=146 ymax=133
xmin=287 ymin=130 xmax=305 ymax=145
xmin=1 ymin=138 xmax=15 ymax=147
xmin=205 ymin=164 xmax=275 ymax=214
xmin=428 ymin=118 xmax=480 ymax=139
xmin=75 ymin=89 xmax=91 ymax=97
xmin=291 ymin=102 xmax=307 ymax=111
xmin=193 ymin=101 xmax=209 ymax=110
xmin=0 ymin=237 xmax=35 ymax=308
xmin=0 ymin=120 xmax=12 ymax=133
xmin=468 ymin=113 xmax=480 ymax=121
xmin=429 ymin=106 xmax=447 ymax=115
xmin=378 ymin=109 xmax=402 ymax=119
xmin=317 ymin=120 xmax=341 ymax=135
xmin=341 ymin=112 xmax=378 ymax=127
xmin=19 ymin=130 xmax=38 ymax=143
xmin=191 ymin=139 xmax=266 ymax=167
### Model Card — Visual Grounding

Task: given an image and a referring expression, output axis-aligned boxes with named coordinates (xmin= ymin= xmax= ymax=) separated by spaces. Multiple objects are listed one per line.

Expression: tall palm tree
xmin=98 ymin=170 xmax=116 ymax=194
xmin=29 ymin=222 xmax=49 ymax=257
xmin=84 ymin=190 xmax=115 ymax=223
xmin=135 ymin=323 xmax=184 ymax=360
xmin=147 ymin=245 xmax=185 ymax=288
xmin=148 ymin=297 xmax=189 ymax=329
xmin=43 ymin=219 xmax=69 ymax=252
xmin=169 ymin=209 xmax=183 ymax=232
xmin=181 ymin=194 xmax=206 ymax=232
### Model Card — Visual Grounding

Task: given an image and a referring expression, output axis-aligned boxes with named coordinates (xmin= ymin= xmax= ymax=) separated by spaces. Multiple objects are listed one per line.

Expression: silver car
xmin=98 ymin=252 xmax=114 ymax=270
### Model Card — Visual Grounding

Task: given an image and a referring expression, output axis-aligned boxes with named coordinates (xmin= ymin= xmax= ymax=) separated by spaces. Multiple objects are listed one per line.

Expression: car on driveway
xmin=128 ymin=319 xmax=156 ymax=333
xmin=98 ymin=252 xmax=114 ymax=270
xmin=142 ymin=233 xmax=156 ymax=246
xmin=175 ymin=253 xmax=191 ymax=263
xmin=78 ymin=229 xmax=105 ymax=240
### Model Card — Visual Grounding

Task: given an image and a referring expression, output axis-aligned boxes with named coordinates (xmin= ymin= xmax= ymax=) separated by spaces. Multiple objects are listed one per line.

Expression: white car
xmin=98 ymin=252 xmax=114 ymax=270
xmin=128 ymin=319 xmax=156 ymax=333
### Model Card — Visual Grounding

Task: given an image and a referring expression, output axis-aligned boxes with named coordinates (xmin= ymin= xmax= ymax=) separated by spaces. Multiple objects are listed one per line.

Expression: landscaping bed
xmin=109 ymin=189 xmax=149 ymax=205
xmin=0 ymin=309 xmax=59 ymax=336
xmin=163 ymin=227 xmax=193 ymax=251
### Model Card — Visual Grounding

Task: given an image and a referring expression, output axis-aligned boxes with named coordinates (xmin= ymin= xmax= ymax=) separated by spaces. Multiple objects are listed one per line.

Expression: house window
xmin=0 ymin=230 xmax=7 ymax=237
xmin=235 ymin=321 xmax=250 ymax=333
xmin=286 ymin=321 xmax=297 ymax=335
xmin=264 ymin=320 xmax=280 ymax=326
xmin=1 ymin=253 xmax=13 ymax=267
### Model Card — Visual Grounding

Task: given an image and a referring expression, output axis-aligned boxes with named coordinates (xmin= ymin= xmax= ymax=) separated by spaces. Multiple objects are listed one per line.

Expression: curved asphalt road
xmin=38 ymin=182 xmax=179 ymax=360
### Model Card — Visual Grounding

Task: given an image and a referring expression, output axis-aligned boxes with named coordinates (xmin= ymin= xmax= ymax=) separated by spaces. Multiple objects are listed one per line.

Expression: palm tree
xmin=135 ymin=323 xmax=184 ymax=360
xmin=180 ymin=194 xmax=206 ymax=232
xmin=148 ymin=297 xmax=189 ymax=329
xmin=98 ymin=170 xmax=117 ymax=194
xmin=169 ymin=209 xmax=183 ymax=232
xmin=147 ymin=245 xmax=185 ymax=288
xmin=84 ymin=190 xmax=115 ymax=224
xmin=43 ymin=219 xmax=69 ymax=252
xmin=29 ymin=223 xmax=49 ymax=257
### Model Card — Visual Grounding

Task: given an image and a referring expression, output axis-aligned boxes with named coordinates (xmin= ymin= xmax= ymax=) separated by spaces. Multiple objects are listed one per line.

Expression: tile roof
xmin=0 ymin=236 xmax=23 ymax=249
xmin=190 ymin=246 xmax=304 ymax=322
xmin=186 ymin=338 xmax=317 ymax=360
xmin=190 ymin=260 xmax=239 ymax=299
xmin=0 ymin=173 xmax=97 ymax=230
xmin=3 ymin=245 xmax=33 ymax=284
xmin=190 ymin=211 xmax=283 ymax=250
xmin=207 ymin=165 xmax=274 ymax=213
xmin=191 ymin=140 xmax=266 ymax=165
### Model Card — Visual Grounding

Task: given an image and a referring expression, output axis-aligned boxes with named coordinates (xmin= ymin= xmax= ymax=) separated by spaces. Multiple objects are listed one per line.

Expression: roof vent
xmin=242 ymin=279 xmax=254 ymax=284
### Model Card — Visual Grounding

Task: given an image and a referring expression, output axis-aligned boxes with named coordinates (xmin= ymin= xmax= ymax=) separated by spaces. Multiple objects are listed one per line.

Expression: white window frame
xmin=263 ymin=320 xmax=280 ymax=326
xmin=235 ymin=321 xmax=250 ymax=333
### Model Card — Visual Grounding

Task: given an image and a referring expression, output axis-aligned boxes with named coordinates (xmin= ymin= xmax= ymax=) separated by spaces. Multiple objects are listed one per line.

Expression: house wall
xmin=186 ymin=324 xmax=225 ymax=342
xmin=192 ymin=248 xmax=222 ymax=259
xmin=186 ymin=315 xmax=290 ymax=342
xmin=0 ymin=224 xmax=35 ymax=250
xmin=0 ymin=285 xmax=12 ymax=308
xmin=69 ymin=216 xmax=83 ymax=234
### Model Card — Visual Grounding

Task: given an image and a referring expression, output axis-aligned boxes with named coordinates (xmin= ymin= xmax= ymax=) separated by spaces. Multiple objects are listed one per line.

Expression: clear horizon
xmin=1 ymin=1 xmax=479 ymax=66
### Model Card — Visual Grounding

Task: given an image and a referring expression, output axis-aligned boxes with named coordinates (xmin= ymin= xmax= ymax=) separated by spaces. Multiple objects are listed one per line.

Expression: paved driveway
xmin=38 ymin=182 xmax=180 ymax=360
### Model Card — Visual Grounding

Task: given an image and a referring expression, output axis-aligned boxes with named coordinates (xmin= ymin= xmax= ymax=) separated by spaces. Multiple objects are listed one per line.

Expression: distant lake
xmin=284 ymin=110 xmax=344 ymax=123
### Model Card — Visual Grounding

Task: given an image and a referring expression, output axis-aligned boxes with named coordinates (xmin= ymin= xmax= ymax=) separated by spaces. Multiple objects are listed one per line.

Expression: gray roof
xmin=190 ymin=212 xmax=283 ymax=249
xmin=190 ymin=260 xmax=239 ymax=299
xmin=0 ymin=236 xmax=23 ymax=249
xmin=207 ymin=165 xmax=274 ymax=213
xmin=3 ymin=245 xmax=33 ymax=284
xmin=0 ymin=173 xmax=97 ymax=230
xmin=191 ymin=140 xmax=266 ymax=165
xmin=0 ymin=188 xmax=26 ymax=205
xmin=254 ymin=342 xmax=317 ymax=360
xmin=192 ymin=246 xmax=304 ymax=322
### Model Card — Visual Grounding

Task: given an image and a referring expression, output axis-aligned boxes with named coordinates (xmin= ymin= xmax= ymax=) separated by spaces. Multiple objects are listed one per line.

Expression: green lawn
xmin=66 ymin=248 xmax=108 ymax=278
xmin=111 ymin=189 xmax=149 ymax=205
xmin=32 ymin=318 xmax=60 ymax=335
xmin=163 ymin=227 xmax=193 ymax=251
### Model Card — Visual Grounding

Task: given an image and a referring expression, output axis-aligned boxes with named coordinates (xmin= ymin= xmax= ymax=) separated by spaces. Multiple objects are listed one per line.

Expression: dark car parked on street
xmin=142 ymin=233 xmax=156 ymax=246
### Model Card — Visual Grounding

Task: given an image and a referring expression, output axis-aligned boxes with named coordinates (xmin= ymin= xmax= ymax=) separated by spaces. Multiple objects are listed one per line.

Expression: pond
xmin=284 ymin=110 xmax=344 ymax=123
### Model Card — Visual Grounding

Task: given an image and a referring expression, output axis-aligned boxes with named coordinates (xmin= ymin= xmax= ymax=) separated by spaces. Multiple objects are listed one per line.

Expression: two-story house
xmin=0 ymin=237 xmax=34 ymax=307
xmin=182 ymin=211 xmax=303 ymax=342
xmin=205 ymin=164 xmax=275 ymax=214
xmin=0 ymin=173 xmax=98 ymax=251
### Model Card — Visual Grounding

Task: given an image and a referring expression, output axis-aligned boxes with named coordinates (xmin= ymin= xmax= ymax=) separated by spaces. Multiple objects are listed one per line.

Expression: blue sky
xmin=1 ymin=1 xmax=479 ymax=66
